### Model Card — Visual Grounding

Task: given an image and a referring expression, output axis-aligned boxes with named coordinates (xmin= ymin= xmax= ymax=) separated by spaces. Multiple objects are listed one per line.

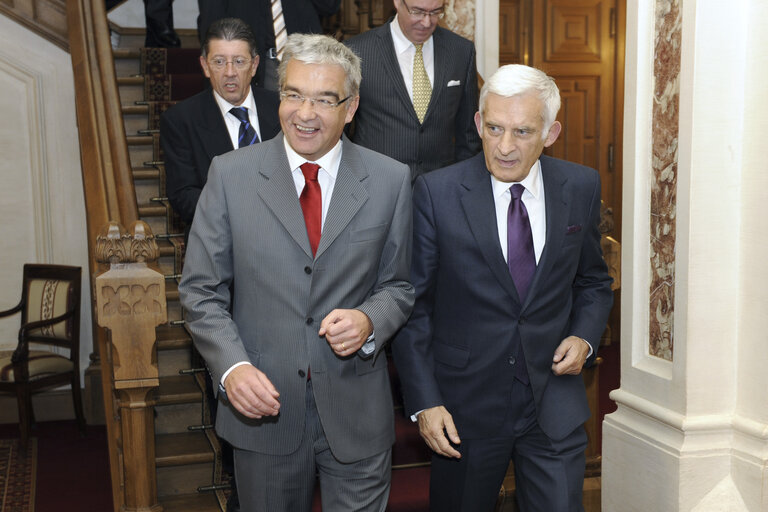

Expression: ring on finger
xmin=341 ymin=342 xmax=346 ymax=351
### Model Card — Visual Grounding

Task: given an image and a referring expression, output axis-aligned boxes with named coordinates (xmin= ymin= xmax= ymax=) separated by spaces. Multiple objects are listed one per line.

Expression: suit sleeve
xmin=569 ymin=171 xmax=614 ymax=364
xmin=391 ymin=176 xmax=444 ymax=416
xmin=355 ymin=164 xmax=415 ymax=357
xmin=161 ymin=110 xmax=204 ymax=224
xmin=453 ymin=45 xmax=481 ymax=163
xmin=178 ymin=157 xmax=249 ymax=391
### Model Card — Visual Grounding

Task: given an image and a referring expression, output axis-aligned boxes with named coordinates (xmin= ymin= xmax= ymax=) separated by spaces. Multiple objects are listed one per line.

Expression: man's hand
xmin=551 ymin=335 xmax=590 ymax=375
xmin=417 ymin=406 xmax=462 ymax=459
xmin=319 ymin=309 xmax=373 ymax=357
xmin=223 ymin=364 xmax=280 ymax=419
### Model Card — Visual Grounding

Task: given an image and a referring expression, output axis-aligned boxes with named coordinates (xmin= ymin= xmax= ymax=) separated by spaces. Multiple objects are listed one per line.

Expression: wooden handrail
xmin=66 ymin=1 xmax=141 ymax=510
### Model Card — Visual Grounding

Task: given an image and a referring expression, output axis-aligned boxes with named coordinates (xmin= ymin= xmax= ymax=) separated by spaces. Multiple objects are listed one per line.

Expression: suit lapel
xmin=200 ymin=90 xmax=234 ymax=157
xmin=525 ymin=157 xmax=569 ymax=306
xmin=424 ymin=27 xmax=448 ymax=122
xmin=376 ymin=25 xmax=420 ymax=124
xmin=315 ymin=137 xmax=369 ymax=259
xmin=459 ymin=154 xmax=520 ymax=302
xmin=255 ymin=135 xmax=315 ymax=258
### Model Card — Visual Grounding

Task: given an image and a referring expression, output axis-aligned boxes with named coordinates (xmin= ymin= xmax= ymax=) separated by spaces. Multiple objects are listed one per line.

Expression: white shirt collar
xmin=283 ymin=137 xmax=343 ymax=180
xmin=390 ymin=14 xmax=434 ymax=55
xmin=490 ymin=159 xmax=543 ymax=199
xmin=212 ymin=87 xmax=256 ymax=119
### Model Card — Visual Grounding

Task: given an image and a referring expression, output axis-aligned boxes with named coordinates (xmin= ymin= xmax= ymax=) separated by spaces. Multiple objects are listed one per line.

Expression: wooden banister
xmin=94 ymin=221 xmax=166 ymax=512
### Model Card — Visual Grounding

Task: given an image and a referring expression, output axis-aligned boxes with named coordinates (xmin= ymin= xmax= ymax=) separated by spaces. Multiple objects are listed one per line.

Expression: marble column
xmin=602 ymin=1 xmax=768 ymax=510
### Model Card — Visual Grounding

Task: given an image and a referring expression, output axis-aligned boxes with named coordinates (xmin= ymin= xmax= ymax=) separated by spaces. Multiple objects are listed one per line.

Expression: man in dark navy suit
xmin=392 ymin=64 xmax=614 ymax=511
xmin=161 ymin=17 xmax=280 ymax=235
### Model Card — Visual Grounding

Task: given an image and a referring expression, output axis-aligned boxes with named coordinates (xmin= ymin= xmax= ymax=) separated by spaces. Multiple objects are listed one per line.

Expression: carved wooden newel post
xmin=95 ymin=221 xmax=166 ymax=512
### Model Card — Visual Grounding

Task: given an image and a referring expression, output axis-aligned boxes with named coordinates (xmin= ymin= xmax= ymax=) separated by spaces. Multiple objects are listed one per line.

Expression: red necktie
xmin=299 ymin=162 xmax=322 ymax=256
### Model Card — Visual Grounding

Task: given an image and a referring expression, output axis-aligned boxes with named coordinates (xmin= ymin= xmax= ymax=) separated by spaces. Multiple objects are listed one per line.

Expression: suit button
xmin=304 ymin=266 xmax=312 ymax=274
xmin=306 ymin=317 xmax=313 ymax=325
xmin=298 ymin=369 xmax=306 ymax=378
xmin=519 ymin=317 xmax=526 ymax=325
xmin=508 ymin=356 xmax=516 ymax=366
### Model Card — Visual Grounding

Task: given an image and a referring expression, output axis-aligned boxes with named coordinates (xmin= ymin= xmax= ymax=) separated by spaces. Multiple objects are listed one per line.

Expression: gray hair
xmin=201 ymin=18 xmax=258 ymax=58
xmin=278 ymin=33 xmax=362 ymax=98
xmin=479 ymin=64 xmax=561 ymax=139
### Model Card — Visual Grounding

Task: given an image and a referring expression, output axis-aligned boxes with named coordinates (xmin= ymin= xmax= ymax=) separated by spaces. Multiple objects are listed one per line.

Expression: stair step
xmin=138 ymin=202 xmax=167 ymax=217
xmin=156 ymin=431 xmax=214 ymax=467
xmin=133 ymin=166 xmax=161 ymax=180
xmin=156 ymin=374 xmax=201 ymax=405
xmin=123 ymin=104 xmax=149 ymax=115
xmin=166 ymin=280 xmax=180 ymax=301
xmin=157 ymin=325 xmax=192 ymax=351
xmin=117 ymin=76 xmax=144 ymax=86
xmin=114 ymin=48 xmax=141 ymax=59
xmin=158 ymin=239 xmax=177 ymax=257
xmin=128 ymin=135 xmax=154 ymax=146
xmin=159 ymin=493 xmax=221 ymax=512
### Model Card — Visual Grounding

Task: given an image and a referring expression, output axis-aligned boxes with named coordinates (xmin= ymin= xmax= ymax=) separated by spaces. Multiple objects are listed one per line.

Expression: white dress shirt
xmin=491 ymin=160 xmax=547 ymax=265
xmin=389 ymin=16 xmax=435 ymax=100
xmin=284 ymin=138 xmax=343 ymax=227
xmin=212 ymin=87 xmax=263 ymax=149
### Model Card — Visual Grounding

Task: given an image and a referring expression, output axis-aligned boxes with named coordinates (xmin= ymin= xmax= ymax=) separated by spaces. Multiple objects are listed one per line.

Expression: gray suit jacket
xmin=345 ymin=24 xmax=481 ymax=181
xmin=179 ymin=134 xmax=414 ymax=462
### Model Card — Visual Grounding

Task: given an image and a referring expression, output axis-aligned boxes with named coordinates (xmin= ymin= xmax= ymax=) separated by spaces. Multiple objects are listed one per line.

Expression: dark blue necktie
xmin=229 ymin=107 xmax=259 ymax=148
xmin=507 ymin=184 xmax=536 ymax=302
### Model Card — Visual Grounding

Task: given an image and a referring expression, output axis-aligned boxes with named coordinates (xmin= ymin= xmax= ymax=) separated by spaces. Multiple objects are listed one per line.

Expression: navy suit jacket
xmin=161 ymin=86 xmax=280 ymax=224
xmin=392 ymin=153 xmax=614 ymax=441
xmin=345 ymin=24 xmax=481 ymax=181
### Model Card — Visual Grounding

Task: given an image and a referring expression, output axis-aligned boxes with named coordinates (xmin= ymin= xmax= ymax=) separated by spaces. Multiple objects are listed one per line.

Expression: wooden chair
xmin=0 ymin=264 xmax=86 ymax=447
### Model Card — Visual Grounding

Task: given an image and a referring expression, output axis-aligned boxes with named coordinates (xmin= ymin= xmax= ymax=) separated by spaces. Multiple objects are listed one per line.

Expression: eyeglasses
xmin=208 ymin=57 xmax=253 ymax=70
xmin=400 ymin=0 xmax=445 ymax=20
xmin=280 ymin=91 xmax=352 ymax=110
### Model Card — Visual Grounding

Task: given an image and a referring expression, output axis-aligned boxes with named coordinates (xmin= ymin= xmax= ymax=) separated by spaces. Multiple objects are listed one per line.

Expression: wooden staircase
xmin=114 ymin=33 xmax=224 ymax=512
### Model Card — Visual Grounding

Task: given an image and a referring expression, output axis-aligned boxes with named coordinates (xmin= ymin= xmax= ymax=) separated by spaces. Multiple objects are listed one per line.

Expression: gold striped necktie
xmin=412 ymin=43 xmax=432 ymax=123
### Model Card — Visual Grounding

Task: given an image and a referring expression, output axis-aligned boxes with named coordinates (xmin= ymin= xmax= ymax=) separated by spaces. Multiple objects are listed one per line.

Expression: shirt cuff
xmin=359 ymin=331 xmax=375 ymax=357
xmin=219 ymin=361 xmax=252 ymax=394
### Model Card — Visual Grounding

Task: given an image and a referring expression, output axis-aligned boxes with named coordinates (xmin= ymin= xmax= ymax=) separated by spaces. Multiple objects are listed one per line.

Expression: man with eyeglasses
xmin=345 ymin=0 xmax=481 ymax=182
xmin=161 ymin=17 xmax=281 ymax=237
xmin=180 ymin=33 xmax=414 ymax=511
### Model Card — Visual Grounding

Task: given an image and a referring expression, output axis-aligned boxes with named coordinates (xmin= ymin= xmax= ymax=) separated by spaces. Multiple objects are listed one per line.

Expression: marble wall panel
xmin=649 ymin=0 xmax=681 ymax=361
xmin=444 ymin=0 xmax=475 ymax=42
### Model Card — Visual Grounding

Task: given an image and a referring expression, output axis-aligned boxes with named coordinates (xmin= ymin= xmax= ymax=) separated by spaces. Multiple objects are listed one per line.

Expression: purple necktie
xmin=507 ymin=184 xmax=536 ymax=302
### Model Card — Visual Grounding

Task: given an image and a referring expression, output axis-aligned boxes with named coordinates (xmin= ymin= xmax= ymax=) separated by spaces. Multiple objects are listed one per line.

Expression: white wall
xmin=0 ymin=15 xmax=93 ymax=387
xmin=603 ymin=1 xmax=768 ymax=510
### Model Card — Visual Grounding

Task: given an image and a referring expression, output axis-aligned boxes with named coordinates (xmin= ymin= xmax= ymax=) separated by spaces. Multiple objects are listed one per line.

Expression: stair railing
xmin=66 ymin=0 xmax=146 ymax=510
xmin=93 ymin=221 xmax=166 ymax=512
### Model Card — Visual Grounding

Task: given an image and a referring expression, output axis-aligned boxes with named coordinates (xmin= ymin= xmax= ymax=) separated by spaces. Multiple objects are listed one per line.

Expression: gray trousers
xmin=234 ymin=380 xmax=392 ymax=511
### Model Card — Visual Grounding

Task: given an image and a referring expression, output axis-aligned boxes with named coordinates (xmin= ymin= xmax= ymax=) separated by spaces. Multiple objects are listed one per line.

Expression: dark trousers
xmin=429 ymin=382 xmax=588 ymax=512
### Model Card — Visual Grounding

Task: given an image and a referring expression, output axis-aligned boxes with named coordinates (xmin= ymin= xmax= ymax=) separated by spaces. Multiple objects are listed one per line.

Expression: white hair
xmin=478 ymin=64 xmax=561 ymax=139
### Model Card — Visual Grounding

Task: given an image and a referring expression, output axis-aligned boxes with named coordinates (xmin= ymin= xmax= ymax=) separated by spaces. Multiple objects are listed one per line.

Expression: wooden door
xmin=500 ymin=0 xmax=623 ymax=240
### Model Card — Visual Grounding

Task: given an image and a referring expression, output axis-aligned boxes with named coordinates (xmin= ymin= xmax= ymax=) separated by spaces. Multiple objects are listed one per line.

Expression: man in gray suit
xmin=179 ymin=33 xmax=414 ymax=512
xmin=345 ymin=0 xmax=481 ymax=181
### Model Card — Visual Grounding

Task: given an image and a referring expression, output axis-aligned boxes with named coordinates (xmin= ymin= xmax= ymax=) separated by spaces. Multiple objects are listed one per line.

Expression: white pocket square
xmin=447 ymin=80 xmax=461 ymax=87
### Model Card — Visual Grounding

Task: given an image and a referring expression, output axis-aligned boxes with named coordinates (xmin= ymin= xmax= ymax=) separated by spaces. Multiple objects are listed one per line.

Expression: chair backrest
xmin=20 ymin=264 xmax=82 ymax=356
